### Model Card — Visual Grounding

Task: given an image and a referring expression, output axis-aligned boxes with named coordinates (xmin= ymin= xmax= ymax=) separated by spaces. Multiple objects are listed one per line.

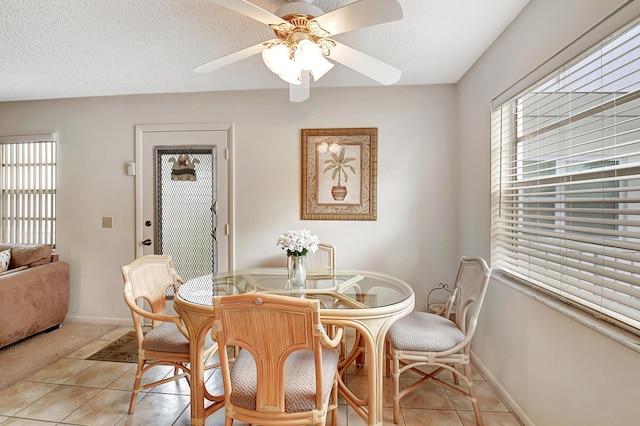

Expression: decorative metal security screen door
xmin=155 ymin=147 xmax=217 ymax=280
xmin=136 ymin=124 xmax=231 ymax=282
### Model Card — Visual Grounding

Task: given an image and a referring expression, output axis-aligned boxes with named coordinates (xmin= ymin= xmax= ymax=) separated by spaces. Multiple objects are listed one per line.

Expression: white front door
xmin=134 ymin=124 xmax=233 ymax=277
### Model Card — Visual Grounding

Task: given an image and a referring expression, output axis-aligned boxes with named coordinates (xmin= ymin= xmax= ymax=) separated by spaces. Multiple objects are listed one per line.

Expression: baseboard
xmin=470 ymin=350 xmax=535 ymax=426
xmin=64 ymin=315 xmax=132 ymax=326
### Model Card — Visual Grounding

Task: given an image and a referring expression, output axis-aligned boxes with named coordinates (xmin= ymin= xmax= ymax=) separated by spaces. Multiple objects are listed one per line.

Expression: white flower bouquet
xmin=277 ymin=228 xmax=320 ymax=257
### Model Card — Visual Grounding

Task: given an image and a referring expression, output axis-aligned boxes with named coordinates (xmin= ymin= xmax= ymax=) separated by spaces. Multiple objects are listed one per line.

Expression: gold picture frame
xmin=301 ymin=128 xmax=377 ymax=221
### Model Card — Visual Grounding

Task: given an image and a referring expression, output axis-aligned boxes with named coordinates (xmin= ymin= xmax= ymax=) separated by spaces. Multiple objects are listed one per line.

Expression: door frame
xmin=134 ymin=123 xmax=235 ymax=271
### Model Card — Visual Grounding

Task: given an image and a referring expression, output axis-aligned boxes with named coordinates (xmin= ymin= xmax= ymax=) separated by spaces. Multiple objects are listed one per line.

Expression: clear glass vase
xmin=288 ymin=255 xmax=306 ymax=287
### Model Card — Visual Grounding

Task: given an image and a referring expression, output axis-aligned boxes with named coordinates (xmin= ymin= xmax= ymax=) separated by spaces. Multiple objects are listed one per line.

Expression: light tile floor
xmin=0 ymin=326 xmax=523 ymax=426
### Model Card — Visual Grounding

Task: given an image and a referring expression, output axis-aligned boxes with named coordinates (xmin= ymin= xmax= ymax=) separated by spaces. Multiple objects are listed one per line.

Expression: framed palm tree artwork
xmin=301 ymin=128 xmax=377 ymax=220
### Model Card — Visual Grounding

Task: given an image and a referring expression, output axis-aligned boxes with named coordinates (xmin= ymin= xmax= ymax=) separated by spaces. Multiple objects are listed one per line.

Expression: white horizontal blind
xmin=0 ymin=134 xmax=57 ymax=246
xmin=491 ymin=18 xmax=640 ymax=332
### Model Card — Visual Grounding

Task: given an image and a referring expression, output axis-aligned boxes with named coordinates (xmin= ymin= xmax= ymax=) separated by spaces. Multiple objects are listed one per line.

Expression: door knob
xmin=142 ymin=239 xmax=152 ymax=246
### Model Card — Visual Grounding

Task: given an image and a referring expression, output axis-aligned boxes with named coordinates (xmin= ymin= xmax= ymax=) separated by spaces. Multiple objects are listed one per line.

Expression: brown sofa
xmin=0 ymin=243 xmax=70 ymax=348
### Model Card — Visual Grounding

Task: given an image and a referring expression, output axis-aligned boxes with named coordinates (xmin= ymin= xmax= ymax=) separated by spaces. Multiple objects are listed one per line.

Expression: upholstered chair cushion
xmin=143 ymin=322 xmax=190 ymax=353
xmin=229 ymin=347 xmax=339 ymax=413
xmin=388 ymin=311 xmax=465 ymax=352
xmin=142 ymin=322 xmax=214 ymax=353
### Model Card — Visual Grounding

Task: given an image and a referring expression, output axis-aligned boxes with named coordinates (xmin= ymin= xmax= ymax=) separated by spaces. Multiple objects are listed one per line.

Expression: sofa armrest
xmin=0 ymin=261 xmax=70 ymax=348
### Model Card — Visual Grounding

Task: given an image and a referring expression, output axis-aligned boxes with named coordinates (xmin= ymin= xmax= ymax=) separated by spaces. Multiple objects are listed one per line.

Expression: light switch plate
xmin=102 ymin=216 xmax=113 ymax=228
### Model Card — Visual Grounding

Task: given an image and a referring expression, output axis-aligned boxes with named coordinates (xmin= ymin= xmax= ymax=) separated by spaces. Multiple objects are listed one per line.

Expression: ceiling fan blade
xmin=212 ymin=0 xmax=289 ymax=27
xmin=313 ymin=0 xmax=403 ymax=36
xmin=289 ymin=71 xmax=310 ymax=103
xmin=329 ymin=42 xmax=401 ymax=85
xmin=194 ymin=42 xmax=265 ymax=73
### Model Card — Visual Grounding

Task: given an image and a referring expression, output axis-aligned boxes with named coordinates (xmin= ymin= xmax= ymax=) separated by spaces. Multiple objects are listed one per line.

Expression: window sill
xmin=491 ymin=270 xmax=640 ymax=354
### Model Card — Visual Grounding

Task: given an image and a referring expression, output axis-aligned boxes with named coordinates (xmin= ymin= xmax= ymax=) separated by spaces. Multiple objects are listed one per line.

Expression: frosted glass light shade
xmin=279 ymin=59 xmax=302 ymax=85
xmin=263 ymin=40 xmax=333 ymax=85
xmin=261 ymin=44 xmax=290 ymax=75
xmin=294 ymin=40 xmax=333 ymax=81
xmin=310 ymin=56 xmax=334 ymax=81
xmin=294 ymin=40 xmax=323 ymax=70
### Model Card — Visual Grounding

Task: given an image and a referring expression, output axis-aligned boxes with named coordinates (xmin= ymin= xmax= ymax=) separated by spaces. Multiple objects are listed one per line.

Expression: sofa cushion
xmin=0 ymin=244 xmax=52 ymax=268
xmin=0 ymin=249 xmax=10 ymax=272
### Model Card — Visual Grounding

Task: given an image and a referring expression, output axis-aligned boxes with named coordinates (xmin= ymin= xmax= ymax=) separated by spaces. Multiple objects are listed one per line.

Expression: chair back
xmin=213 ymin=293 xmax=326 ymax=414
xmin=120 ymin=255 xmax=198 ymax=415
xmin=289 ymin=242 xmax=335 ymax=278
xmin=451 ymin=256 xmax=491 ymax=335
xmin=121 ymin=255 xmax=182 ymax=329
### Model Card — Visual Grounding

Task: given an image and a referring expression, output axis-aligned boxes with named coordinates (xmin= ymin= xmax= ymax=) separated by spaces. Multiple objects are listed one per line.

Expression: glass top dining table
xmin=174 ymin=268 xmax=415 ymax=426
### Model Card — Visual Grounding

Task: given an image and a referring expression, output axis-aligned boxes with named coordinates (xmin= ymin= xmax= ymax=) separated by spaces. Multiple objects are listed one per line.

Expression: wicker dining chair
xmin=285 ymin=242 xmax=358 ymax=364
xmin=386 ymin=256 xmax=491 ymax=425
xmin=287 ymin=242 xmax=336 ymax=279
xmin=212 ymin=293 xmax=343 ymax=426
xmin=121 ymin=255 xmax=217 ymax=414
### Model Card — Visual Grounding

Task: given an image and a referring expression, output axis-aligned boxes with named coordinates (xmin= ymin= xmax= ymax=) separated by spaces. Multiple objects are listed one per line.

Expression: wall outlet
xmin=102 ymin=216 xmax=113 ymax=228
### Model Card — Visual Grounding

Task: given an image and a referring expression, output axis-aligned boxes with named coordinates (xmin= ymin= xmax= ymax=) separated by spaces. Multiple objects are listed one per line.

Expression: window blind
xmin=491 ymin=19 xmax=640 ymax=332
xmin=0 ymin=134 xmax=57 ymax=246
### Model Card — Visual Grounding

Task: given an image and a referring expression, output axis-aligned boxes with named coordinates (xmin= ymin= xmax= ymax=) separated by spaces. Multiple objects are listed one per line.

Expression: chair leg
xmin=128 ymin=357 xmax=145 ymax=414
xmin=463 ymin=363 xmax=483 ymax=426
xmin=331 ymin=376 xmax=338 ymax=426
xmin=392 ymin=354 xmax=401 ymax=424
xmin=384 ymin=339 xmax=391 ymax=376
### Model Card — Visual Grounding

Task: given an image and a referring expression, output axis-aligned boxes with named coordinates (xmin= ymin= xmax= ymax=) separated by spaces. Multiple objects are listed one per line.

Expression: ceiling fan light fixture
xmin=278 ymin=59 xmax=302 ymax=85
xmin=294 ymin=39 xmax=322 ymax=70
xmin=293 ymin=39 xmax=333 ymax=81
xmin=199 ymin=0 xmax=404 ymax=102
xmin=262 ymin=44 xmax=290 ymax=75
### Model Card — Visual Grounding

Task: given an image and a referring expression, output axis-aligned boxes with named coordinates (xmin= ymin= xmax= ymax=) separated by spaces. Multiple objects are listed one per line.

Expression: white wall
xmin=0 ymin=85 xmax=459 ymax=323
xmin=458 ymin=0 xmax=640 ymax=425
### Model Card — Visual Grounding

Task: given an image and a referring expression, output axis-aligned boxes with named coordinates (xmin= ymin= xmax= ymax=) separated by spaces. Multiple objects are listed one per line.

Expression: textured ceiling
xmin=0 ymin=0 xmax=529 ymax=102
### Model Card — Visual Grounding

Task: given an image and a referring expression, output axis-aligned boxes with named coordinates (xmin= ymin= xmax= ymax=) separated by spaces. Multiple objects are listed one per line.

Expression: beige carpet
xmin=0 ymin=322 xmax=119 ymax=390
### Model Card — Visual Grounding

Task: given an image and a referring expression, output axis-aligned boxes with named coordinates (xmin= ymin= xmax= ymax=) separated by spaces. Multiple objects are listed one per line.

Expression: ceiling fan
xmin=194 ymin=0 xmax=404 ymax=102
